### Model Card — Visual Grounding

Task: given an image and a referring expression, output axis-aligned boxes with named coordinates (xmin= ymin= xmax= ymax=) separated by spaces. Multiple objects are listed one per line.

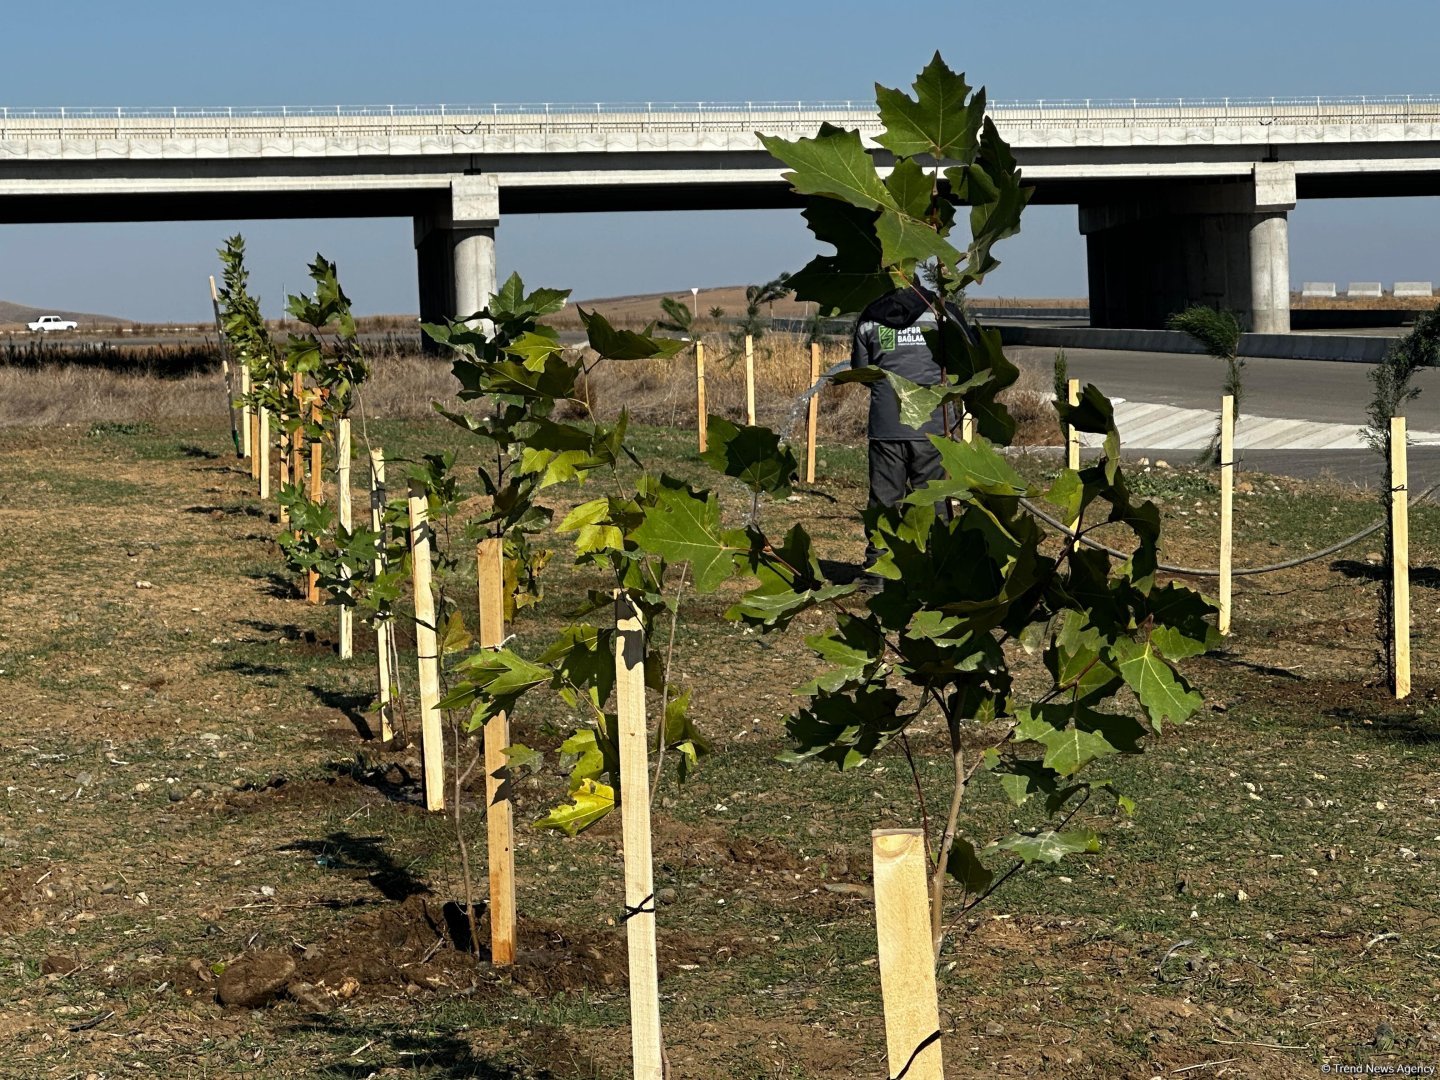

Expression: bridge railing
xmin=4 ymin=96 xmax=1440 ymax=140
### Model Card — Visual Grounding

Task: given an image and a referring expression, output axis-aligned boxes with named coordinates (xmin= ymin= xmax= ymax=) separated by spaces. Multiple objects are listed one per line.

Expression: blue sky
xmin=2 ymin=0 xmax=1439 ymax=319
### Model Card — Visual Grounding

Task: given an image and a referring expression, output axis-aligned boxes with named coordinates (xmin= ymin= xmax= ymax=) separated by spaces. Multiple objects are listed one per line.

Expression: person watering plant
xmin=851 ymin=283 xmax=964 ymax=581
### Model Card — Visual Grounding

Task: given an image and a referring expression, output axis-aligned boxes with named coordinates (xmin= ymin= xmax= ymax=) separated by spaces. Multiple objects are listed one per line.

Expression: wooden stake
xmin=1392 ymin=416 xmax=1411 ymax=700
xmin=615 ymin=592 xmax=664 ymax=1079
xmin=290 ymin=372 xmax=305 ymax=497
xmin=240 ymin=365 xmax=252 ymax=459
xmin=695 ymin=341 xmax=708 ymax=453
xmin=872 ymin=829 xmax=945 ymax=1080
xmin=248 ymin=405 xmax=259 ymax=477
xmin=408 ymin=483 xmax=445 ymax=812
xmin=307 ymin=396 xmax=323 ymax=604
xmin=1066 ymin=379 xmax=1080 ymax=471
xmin=477 ymin=538 xmax=517 ymax=967
xmin=1219 ymin=395 xmax=1235 ymax=636
xmin=805 ymin=342 xmax=820 ymax=484
xmin=744 ymin=334 xmax=756 ymax=426
xmin=1066 ymin=379 xmax=1080 ymax=533
xmin=961 ymin=410 xmax=975 ymax=444
xmin=277 ymin=406 xmax=290 ymax=524
xmin=369 ymin=449 xmax=393 ymax=744
xmin=337 ymin=418 xmax=354 ymax=660
xmin=258 ymin=408 xmax=270 ymax=500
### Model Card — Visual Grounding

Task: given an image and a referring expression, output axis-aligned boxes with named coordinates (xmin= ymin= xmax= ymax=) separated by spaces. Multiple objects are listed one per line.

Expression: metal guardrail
xmin=2 ymin=95 xmax=1439 ymax=140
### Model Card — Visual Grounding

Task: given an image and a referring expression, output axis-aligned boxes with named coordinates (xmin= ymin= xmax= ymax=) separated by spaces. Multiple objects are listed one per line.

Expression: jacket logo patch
xmin=878 ymin=326 xmax=897 ymax=351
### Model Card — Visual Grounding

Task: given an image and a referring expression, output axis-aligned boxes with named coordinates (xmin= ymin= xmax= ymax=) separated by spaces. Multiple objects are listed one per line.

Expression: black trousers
xmin=865 ymin=439 xmax=946 ymax=565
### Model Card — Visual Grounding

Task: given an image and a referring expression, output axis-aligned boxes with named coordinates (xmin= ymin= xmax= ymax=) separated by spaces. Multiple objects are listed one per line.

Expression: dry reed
xmin=0 ymin=332 xmax=1062 ymax=446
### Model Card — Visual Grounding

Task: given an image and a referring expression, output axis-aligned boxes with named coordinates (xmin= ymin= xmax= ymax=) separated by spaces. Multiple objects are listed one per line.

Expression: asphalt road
xmin=1001 ymin=344 xmax=1440 ymax=485
xmin=1005 ymin=344 xmax=1440 ymax=429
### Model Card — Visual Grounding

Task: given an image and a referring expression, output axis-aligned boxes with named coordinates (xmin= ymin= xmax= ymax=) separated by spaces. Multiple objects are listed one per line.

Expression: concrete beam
xmin=1081 ymin=168 xmax=1292 ymax=332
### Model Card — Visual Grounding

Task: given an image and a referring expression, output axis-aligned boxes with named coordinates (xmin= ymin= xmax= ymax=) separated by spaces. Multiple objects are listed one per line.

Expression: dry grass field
xmin=1 ymin=404 xmax=1439 ymax=1077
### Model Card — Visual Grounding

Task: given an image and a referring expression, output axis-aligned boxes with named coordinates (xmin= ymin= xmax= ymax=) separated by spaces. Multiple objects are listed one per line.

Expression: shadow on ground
xmin=279 ymin=831 xmax=429 ymax=902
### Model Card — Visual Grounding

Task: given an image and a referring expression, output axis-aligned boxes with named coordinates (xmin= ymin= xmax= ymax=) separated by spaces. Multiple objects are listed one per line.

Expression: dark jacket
xmin=851 ymin=286 xmax=953 ymax=441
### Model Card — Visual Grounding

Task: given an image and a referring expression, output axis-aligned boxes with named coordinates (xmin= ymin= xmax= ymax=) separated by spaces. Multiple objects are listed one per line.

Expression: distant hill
xmin=550 ymin=285 xmax=818 ymax=328
xmin=0 ymin=299 xmax=127 ymax=329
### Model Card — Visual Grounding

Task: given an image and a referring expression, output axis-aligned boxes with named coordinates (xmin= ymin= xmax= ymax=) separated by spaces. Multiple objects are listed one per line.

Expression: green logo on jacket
xmin=878 ymin=326 xmax=897 ymax=351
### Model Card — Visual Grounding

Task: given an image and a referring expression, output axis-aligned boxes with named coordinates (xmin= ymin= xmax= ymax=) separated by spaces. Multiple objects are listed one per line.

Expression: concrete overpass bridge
xmin=4 ymin=96 xmax=1440 ymax=331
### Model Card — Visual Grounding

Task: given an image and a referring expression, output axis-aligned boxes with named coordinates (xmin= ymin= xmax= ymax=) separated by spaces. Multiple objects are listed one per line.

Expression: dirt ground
xmin=1 ymin=415 xmax=1438 ymax=1079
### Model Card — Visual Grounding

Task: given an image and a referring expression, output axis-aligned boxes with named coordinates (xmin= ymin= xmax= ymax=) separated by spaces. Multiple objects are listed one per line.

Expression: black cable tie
xmin=1393 ymin=484 xmax=1408 ymax=492
xmin=1219 ymin=460 xmax=1236 ymax=469
xmin=621 ymin=894 xmax=656 ymax=923
xmin=889 ymin=1029 xmax=943 ymax=1080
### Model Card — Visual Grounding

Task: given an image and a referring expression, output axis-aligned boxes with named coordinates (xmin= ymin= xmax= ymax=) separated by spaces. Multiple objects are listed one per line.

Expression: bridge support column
xmin=414 ymin=175 xmax=499 ymax=343
xmin=1080 ymin=163 xmax=1295 ymax=332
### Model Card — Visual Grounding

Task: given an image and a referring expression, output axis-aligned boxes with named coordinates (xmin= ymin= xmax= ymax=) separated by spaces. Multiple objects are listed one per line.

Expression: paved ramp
xmin=1081 ymin=399 xmax=1440 ymax=451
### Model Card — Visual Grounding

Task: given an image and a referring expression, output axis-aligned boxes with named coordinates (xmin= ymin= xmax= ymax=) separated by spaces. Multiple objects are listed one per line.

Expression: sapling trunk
xmin=451 ymin=713 xmax=480 ymax=956
xmin=929 ymin=709 xmax=966 ymax=961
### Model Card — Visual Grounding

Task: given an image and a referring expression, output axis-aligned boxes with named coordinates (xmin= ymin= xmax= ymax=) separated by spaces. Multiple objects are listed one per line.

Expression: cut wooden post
xmin=307 ymin=397 xmax=323 ymax=604
xmin=1066 ymin=379 xmax=1080 ymax=471
xmin=248 ymin=404 xmax=259 ymax=477
xmin=961 ymin=409 xmax=975 ymax=444
xmin=407 ymin=483 xmax=445 ymax=812
xmin=805 ymin=342 xmax=820 ymax=484
xmin=277 ymin=405 xmax=290 ymax=524
xmin=744 ymin=334 xmax=756 ymax=425
xmin=477 ymin=538 xmax=517 ymax=967
xmin=337 ymin=417 xmax=354 ymax=660
xmin=369 ymin=449 xmax=393 ymax=744
xmin=258 ymin=408 xmax=270 ymax=500
xmin=290 ymin=372 xmax=305 ymax=496
xmin=615 ymin=592 xmax=664 ymax=1079
xmin=1392 ymin=415 xmax=1411 ymax=700
xmin=872 ymin=829 xmax=945 ymax=1080
xmin=1066 ymin=378 xmax=1081 ymax=534
xmin=1219 ymin=395 xmax=1235 ymax=636
xmin=695 ymin=341 xmax=708 ymax=452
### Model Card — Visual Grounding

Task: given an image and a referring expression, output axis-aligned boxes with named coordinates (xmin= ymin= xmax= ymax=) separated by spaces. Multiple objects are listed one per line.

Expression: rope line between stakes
xmin=1016 ymin=477 xmax=1440 ymax=579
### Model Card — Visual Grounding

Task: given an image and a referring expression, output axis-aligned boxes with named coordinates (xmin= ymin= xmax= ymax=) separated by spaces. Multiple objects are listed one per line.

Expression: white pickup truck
xmin=27 ymin=315 xmax=79 ymax=332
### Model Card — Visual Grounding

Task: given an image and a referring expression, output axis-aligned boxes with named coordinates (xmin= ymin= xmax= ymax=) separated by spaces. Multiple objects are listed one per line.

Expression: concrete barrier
xmin=995 ymin=324 xmax=1394 ymax=363
xmin=1347 ymin=282 xmax=1384 ymax=298
xmin=1394 ymin=281 xmax=1434 ymax=297
xmin=1301 ymin=282 xmax=1337 ymax=297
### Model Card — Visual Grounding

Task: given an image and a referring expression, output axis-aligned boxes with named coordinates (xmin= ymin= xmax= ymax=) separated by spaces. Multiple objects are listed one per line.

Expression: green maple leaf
xmin=800 ymin=613 xmax=887 ymax=694
xmin=874 ymin=52 xmax=988 ymax=161
xmin=1144 ymin=583 xmax=1221 ymax=661
xmin=875 ymin=209 xmax=964 ymax=274
xmin=990 ymin=828 xmax=1100 ymax=865
xmin=440 ymin=648 xmax=551 ymax=727
xmin=1034 ymin=724 xmax=1120 ymax=778
xmin=883 ymin=158 xmax=937 ymax=218
xmin=784 ymin=199 xmax=893 ymax=316
xmin=533 ymin=778 xmax=614 ymax=836
xmin=629 ymin=483 xmax=746 ymax=593
xmin=945 ymin=838 xmax=994 ymax=894
xmin=701 ymin=416 xmax=798 ymax=497
xmin=929 ymin=434 xmax=1031 ymax=497
xmin=1110 ymin=637 xmax=1204 ymax=729
xmin=505 ymin=329 xmax=566 ymax=370
xmin=579 ymin=308 xmax=686 ymax=361
xmin=760 ymin=124 xmax=897 ymax=211
xmin=988 ymin=757 xmax=1060 ymax=807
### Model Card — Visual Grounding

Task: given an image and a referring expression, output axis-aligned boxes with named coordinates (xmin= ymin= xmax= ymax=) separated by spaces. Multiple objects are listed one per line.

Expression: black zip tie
xmin=1219 ymin=460 xmax=1236 ymax=469
xmin=1393 ymin=484 xmax=1408 ymax=492
xmin=621 ymin=894 xmax=656 ymax=923
xmin=889 ymin=1028 xmax=943 ymax=1080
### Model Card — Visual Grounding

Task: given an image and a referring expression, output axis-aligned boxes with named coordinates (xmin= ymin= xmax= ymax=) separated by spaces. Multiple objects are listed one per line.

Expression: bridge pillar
xmin=1080 ymin=163 xmax=1295 ymax=332
xmin=414 ymin=175 xmax=499 ymax=341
